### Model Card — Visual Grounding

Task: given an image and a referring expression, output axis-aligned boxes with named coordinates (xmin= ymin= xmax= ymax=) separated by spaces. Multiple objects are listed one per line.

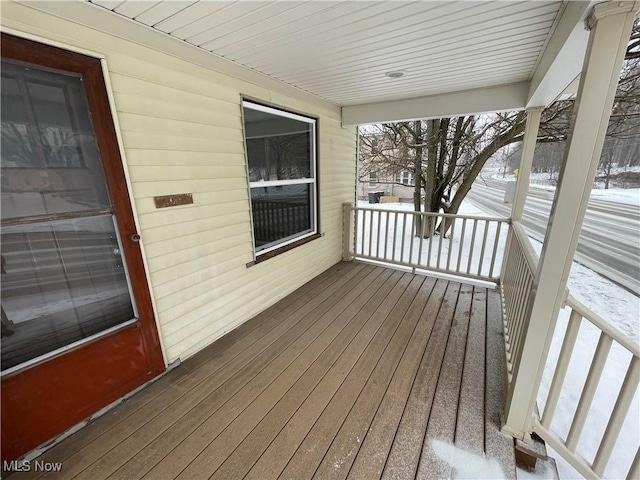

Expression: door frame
xmin=1 ymin=33 xmax=166 ymax=461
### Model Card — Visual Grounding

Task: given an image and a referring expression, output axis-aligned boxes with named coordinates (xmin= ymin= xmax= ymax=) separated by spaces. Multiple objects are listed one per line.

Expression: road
xmin=467 ymin=177 xmax=640 ymax=295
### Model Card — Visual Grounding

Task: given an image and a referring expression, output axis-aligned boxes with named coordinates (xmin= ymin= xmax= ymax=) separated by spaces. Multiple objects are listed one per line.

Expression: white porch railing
xmin=347 ymin=204 xmax=508 ymax=283
xmin=501 ymin=221 xmax=639 ymax=480
xmin=500 ymin=222 xmax=538 ymax=382
xmin=532 ymin=294 xmax=640 ymax=480
xmin=344 ymin=202 xmax=639 ymax=479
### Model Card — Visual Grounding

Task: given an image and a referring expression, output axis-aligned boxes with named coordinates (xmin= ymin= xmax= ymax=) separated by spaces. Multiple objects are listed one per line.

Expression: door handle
xmin=129 ymin=233 xmax=141 ymax=243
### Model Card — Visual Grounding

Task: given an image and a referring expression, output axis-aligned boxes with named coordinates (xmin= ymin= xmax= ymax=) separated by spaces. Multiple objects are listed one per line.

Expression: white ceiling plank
xmin=153 ymin=1 xmax=232 ymax=33
xmin=276 ymin=21 xmax=552 ymax=83
xmin=287 ymin=45 xmax=546 ymax=94
xmin=186 ymin=1 xmax=298 ymax=47
xmin=342 ymin=82 xmax=530 ymax=125
xmin=72 ymin=0 xmax=586 ymax=109
xmin=245 ymin=3 xmax=560 ymax=73
xmin=527 ymin=1 xmax=596 ymax=107
xmin=234 ymin=1 xmax=468 ymax=66
xmin=319 ymin=61 xmax=536 ymax=99
xmin=172 ymin=1 xmax=280 ymax=41
xmin=213 ymin=1 xmax=385 ymax=58
xmin=113 ymin=1 xmax=162 ymax=18
xmin=133 ymin=1 xmax=198 ymax=26
xmin=90 ymin=0 xmax=125 ymax=9
xmin=199 ymin=2 xmax=336 ymax=51
xmin=240 ymin=2 xmax=559 ymax=67
xmin=279 ymin=30 xmax=549 ymax=87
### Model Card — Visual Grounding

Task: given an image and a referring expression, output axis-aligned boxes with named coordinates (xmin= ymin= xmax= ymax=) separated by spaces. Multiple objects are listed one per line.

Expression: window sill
xmin=247 ymin=233 xmax=322 ymax=267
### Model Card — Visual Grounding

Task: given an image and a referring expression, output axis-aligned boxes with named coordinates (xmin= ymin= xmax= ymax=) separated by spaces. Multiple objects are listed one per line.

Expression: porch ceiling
xmin=83 ymin=0 xmax=594 ymax=123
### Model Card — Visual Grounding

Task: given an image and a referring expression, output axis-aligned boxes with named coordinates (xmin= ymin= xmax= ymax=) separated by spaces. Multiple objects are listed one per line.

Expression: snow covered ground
xmin=494 ymin=171 xmax=640 ymax=207
xmin=355 ymin=199 xmax=639 ymax=479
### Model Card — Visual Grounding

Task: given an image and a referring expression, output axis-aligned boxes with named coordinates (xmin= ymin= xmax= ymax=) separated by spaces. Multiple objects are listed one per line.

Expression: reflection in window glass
xmin=1 ymin=216 xmax=134 ymax=371
xmin=251 ymin=185 xmax=312 ymax=248
xmin=1 ymin=60 xmax=110 ymax=221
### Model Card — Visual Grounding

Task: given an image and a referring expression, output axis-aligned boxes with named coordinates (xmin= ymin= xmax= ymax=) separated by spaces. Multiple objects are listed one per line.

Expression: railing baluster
xmin=383 ymin=210 xmax=389 ymax=260
xmin=400 ymin=212 xmax=407 ymax=263
xmin=417 ymin=212 xmax=426 ymax=268
xmin=457 ymin=218 xmax=467 ymax=273
xmin=427 ymin=214 xmax=435 ymax=268
xmin=467 ymin=219 xmax=478 ymax=274
xmin=541 ymin=309 xmax=583 ymax=428
xmin=489 ymin=220 xmax=503 ymax=278
xmin=368 ymin=209 xmax=374 ymax=256
xmin=376 ymin=210 xmax=382 ymax=258
xmin=477 ymin=219 xmax=490 ymax=276
xmin=392 ymin=211 xmax=398 ymax=261
xmin=592 ymin=356 xmax=640 ymax=476
xmin=447 ymin=216 xmax=455 ymax=271
xmin=354 ymin=208 xmax=360 ymax=256
xmin=436 ymin=215 xmax=444 ymax=269
xmin=565 ymin=332 xmax=614 ymax=452
xmin=408 ymin=213 xmax=415 ymax=265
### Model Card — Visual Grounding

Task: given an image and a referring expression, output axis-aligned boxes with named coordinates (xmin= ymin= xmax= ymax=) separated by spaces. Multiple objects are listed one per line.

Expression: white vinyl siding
xmin=1 ymin=1 xmax=357 ymax=363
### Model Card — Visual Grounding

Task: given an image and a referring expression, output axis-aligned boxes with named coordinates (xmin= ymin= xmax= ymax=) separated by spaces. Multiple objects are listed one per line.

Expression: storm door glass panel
xmin=1 ymin=60 xmax=135 ymax=372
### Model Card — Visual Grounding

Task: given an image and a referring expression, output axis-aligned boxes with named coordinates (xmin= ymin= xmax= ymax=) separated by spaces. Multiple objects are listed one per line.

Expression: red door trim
xmin=1 ymin=33 xmax=165 ymax=461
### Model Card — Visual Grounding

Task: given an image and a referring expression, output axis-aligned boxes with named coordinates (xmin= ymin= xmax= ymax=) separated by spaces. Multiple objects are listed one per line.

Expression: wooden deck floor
xmin=12 ymin=261 xmax=516 ymax=480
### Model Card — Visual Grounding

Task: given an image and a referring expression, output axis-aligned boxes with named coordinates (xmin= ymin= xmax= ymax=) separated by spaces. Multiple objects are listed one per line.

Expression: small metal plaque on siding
xmin=154 ymin=193 xmax=193 ymax=208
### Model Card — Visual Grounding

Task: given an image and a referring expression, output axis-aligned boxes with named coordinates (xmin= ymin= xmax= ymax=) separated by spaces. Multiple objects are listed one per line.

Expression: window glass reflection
xmin=1 ymin=61 xmax=111 ymax=220
xmin=251 ymin=184 xmax=312 ymax=250
xmin=1 ymin=216 xmax=134 ymax=371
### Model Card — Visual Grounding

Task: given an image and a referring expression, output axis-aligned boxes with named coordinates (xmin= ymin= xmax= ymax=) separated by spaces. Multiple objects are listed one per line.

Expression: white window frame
xmin=395 ymin=171 xmax=414 ymax=185
xmin=242 ymin=100 xmax=318 ymax=256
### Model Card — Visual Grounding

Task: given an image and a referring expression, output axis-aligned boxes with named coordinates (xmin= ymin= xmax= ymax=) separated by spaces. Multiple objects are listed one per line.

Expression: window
xmin=242 ymin=100 xmax=317 ymax=256
xmin=395 ymin=171 xmax=414 ymax=185
xmin=369 ymin=172 xmax=377 ymax=186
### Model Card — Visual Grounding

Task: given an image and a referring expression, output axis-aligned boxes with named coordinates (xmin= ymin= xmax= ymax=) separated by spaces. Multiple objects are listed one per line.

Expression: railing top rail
xmin=566 ymin=293 xmax=640 ymax=358
xmin=352 ymin=205 xmax=509 ymax=223
xmin=511 ymin=221 xmax=539 ymax=274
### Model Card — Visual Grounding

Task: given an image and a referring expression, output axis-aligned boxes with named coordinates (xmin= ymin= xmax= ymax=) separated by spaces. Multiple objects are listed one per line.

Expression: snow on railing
xmin=347 ymin=204 xmax=508 ymax=283
xmin=533 ymin=294 xmax=640 ymax=480
xmin=501 ymin=222 xmax=538 ymax=382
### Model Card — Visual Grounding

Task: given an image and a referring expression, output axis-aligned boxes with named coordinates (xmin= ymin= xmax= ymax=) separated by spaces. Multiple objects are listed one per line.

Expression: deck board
xmin=12 ymin=262 xmax=516 ymax=480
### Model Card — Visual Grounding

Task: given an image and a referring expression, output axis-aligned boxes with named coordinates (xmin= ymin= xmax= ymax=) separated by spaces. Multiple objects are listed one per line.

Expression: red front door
xmin=1 ymin=34 xmax=165 ymax=461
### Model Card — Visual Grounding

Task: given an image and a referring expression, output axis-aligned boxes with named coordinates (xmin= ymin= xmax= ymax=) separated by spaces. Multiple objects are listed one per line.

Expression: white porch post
xmin=502 ymin=1 xmax=639 ymax=438
xmin=342 ymin=202 xmax=355 ymax=261
xmin=500 ymin=107 xmax=543 ymax=282
xmin=511 ymin=107 xmax=543 ymax=223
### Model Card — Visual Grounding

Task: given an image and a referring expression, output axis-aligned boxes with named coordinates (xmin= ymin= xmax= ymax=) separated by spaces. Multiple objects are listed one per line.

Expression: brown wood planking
xmin=200 ymin=269 xmax=406 ymax=480
xmin=41 ymin=262 xmax=371 ymax=480
xmin=242 ymin=271 xmax=414 ymax=480
xmin=455 ymin=287 xmax=487 ymax=454
xmin=20 ymin=261 xmax=363 ymax=480
xmin=416 ymin=283 xmax=473 ymax=479
xmin=80 ymin=264 xmax=380 ymax=480
xmin=170 ymin=267 xmax=399 ymax=479
xmin=346 ymin=278 xmax=449 ymax=480
xmin=278 ymin=275 xmax=425 ymax=480
xmin=381 ymin=281 xmax=462 ymax=480
xmin=17 ymin=263 xmax=518 ymax=480
xmin=208 ymin=270 xmax=407 ymax=480
xmin=244 ymin=272 xmax=415 ymax=479
xmin=312 ymin=276 xmax=438 ymax=480
xmin=485 ymin=289 xmax=517 ymax=480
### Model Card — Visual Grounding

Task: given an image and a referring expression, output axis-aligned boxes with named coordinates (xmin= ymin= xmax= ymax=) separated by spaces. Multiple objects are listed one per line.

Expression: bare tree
xmin=360 ymin=112 xmax=526 ymax=236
